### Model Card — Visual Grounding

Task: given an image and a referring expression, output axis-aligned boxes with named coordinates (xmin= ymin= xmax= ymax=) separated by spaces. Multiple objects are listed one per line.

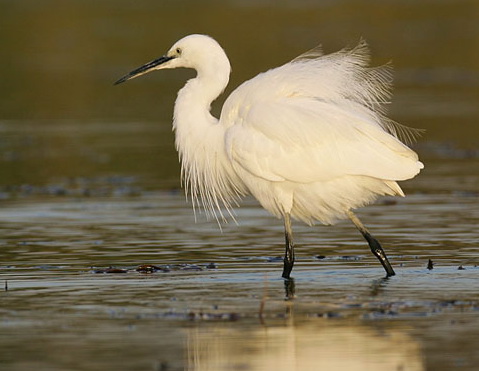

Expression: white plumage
xmin=116 ymin=34 xmax=424 ymax=278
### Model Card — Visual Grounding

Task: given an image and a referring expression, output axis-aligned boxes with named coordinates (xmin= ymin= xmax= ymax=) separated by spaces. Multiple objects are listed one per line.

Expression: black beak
xmin=114 ymin=55 xmax=174 ymax=85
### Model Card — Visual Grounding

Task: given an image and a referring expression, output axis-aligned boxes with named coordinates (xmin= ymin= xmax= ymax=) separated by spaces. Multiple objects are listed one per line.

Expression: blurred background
xmin=1 ymin=3 xmax=478 ymax=370
xmin=0 ymin=0 xmax=478 ymax=191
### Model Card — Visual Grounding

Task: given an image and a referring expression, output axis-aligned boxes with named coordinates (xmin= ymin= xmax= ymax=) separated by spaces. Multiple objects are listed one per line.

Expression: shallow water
xmin=1 ymin=179 xmax=478 ymax=370
xmin=1 ymin=0 xmax=479 ymax=370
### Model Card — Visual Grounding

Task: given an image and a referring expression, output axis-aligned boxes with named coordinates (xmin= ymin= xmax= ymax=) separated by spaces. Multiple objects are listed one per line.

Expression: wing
xmin=220 ymin=41 xmax=423 ymax=185
xmin=224 ymin=97 xmax=422 ymax=184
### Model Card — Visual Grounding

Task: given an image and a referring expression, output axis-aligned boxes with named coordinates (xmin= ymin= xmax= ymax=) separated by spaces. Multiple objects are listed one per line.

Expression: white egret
xmin=115 ymin=34 xmax=423 ymax=278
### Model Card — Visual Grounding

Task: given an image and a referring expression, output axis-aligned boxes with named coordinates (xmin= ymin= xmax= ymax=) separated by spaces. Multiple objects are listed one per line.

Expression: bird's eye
xmin=176 ymin=48 xmax=182 ymax=55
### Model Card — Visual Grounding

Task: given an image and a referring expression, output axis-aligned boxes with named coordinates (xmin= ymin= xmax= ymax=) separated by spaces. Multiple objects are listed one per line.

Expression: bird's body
xmin=116 ymin=34 xmax=423 ymax=278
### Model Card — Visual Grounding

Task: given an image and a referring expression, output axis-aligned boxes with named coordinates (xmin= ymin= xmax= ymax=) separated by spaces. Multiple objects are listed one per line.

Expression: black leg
xmin=347 ymin=210 xmax=396 ymax=277
xmin=282 ymin=213 xmax=295 ymax=279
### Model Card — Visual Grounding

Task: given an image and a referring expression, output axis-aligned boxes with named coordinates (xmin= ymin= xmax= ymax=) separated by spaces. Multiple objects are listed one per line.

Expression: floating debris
xmin=91 ymin=263 xmax=215 ymax=274
xmin=178 ymin=264 xmax=203 ymax=271
xmin=136 ymin=264 xmax=169 ymax=273
xmin=93 ymin=267 xmax=128 ymax=274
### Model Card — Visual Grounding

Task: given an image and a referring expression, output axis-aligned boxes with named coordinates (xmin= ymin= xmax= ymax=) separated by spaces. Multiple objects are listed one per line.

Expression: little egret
xmin=115 ymin=34 xmax=423 ymax=278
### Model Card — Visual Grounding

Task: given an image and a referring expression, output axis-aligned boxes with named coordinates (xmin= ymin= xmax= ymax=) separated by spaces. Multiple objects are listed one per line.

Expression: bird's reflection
xmin=283 ymin=274 xmax=391 ymax=299
xmin=370 ymin=276 xmax=392 ymax=296
xmin=284 ymin=277 xmax=296 ymax=300
xmin=186 ymin=320 xmax=425 ymax=371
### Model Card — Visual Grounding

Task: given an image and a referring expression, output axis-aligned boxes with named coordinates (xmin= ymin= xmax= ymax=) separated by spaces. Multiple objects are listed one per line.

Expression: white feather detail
xmin=169 ymin=36 xmax=423 ymax=225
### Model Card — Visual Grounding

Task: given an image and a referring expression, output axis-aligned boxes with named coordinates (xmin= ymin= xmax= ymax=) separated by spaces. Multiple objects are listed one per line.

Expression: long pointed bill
xmin=114 ymin=55 xmax=174 ymax=85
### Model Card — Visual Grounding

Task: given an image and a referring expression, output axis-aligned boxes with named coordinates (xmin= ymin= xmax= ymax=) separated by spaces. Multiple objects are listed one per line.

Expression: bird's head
xmin=114 ymin=34 xmax=230 ymax=85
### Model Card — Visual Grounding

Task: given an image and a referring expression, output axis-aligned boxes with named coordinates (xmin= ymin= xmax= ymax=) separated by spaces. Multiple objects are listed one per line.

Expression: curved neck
xmin=174 ymin=60 xmax=230 ymax=120
xmin=171 ymin=64 xmax=244 ymax=221
xmin=172 ymin=72 xmax=228 ymax=168
xmin=172 ymin=60 xmax=231 ymax=145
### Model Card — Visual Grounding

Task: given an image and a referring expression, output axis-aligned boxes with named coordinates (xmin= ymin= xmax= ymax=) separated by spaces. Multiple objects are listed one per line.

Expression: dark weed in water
xmin=91 ymin=263 xmax=216 ymax=274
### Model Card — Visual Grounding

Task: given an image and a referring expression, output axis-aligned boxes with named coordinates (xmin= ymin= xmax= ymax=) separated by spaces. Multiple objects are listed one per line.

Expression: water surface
xmin=1 ymin=181 xmax=478 ymax=370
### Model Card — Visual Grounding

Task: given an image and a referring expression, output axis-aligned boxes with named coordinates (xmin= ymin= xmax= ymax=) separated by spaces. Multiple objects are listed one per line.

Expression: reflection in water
xmin=284 ymin=278 xmax=295 ymax=300
xmin=369 ymin=277 xmax=391 ymax=297
xmin=186 ymin=323 xmax=424 ymax=371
